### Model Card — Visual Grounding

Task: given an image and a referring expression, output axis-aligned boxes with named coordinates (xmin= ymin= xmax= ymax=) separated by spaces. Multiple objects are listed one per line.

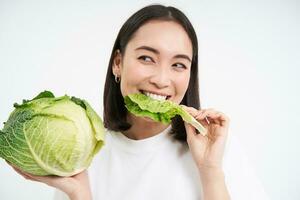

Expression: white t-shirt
xmin=54 ymin=126 xmax=269 ymax=200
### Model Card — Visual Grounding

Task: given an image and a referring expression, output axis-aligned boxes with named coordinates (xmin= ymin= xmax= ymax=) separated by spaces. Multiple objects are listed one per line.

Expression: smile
xmin=140 ymin=90 xmax=171 ymax=101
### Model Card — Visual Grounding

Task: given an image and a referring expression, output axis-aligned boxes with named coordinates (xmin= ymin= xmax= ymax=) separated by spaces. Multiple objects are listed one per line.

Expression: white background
xmin=0 ymin=0 xmax=299 ymax=199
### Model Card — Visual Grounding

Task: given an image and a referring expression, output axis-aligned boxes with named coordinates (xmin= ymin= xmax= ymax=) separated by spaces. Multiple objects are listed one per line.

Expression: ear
xmin=112 ymin=49 xmax=123 ymax=77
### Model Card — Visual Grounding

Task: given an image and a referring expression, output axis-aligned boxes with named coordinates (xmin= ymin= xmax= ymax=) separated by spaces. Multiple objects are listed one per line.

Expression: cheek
xmin=123 ymin=57 xmax=155 ymax=81
xmin=175 ymin=72 xmax=190 ymax=94
xmin=123 ymin=61 xmax=147 ymax=83
xmin=120 ymin=60 xmax=149 ymax=95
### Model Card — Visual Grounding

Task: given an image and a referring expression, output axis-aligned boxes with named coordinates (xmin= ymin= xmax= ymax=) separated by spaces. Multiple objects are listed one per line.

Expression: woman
xmin=11 ymin=4 xmax=268 ymax=200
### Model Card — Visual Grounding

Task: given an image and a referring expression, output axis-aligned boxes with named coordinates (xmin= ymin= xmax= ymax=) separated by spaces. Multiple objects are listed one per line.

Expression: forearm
xmin=67 ymin=182 xmax=92 ymax=200
xmin=69 ymin=190 xmax=92 ymax=200
xmin=199 ymin=168 xmax=230 ymax=200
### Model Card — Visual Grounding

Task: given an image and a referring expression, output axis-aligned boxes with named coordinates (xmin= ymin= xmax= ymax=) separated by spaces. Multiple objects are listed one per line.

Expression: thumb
xmin=184 ymin=121 xmax=208 ymax=143
xmin=184 ymin=122 xmax=196 ymax=141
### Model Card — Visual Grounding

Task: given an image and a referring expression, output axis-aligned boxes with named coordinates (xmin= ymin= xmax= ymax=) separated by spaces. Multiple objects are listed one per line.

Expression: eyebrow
xmin=135 ymin=45 xmax=192 ymax=63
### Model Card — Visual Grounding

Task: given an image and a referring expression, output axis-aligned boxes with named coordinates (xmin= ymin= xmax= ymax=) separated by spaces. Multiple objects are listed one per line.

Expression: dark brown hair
xmin=103 ymin=4 xmax=200 ymax=142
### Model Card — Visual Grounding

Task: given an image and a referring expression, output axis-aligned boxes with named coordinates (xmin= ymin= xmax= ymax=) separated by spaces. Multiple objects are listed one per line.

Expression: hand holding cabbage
xmin=0 ymin=91 xmax=105 ymax=177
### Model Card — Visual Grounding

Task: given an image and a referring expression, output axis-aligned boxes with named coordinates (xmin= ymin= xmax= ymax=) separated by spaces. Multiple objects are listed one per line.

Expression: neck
xmin=123 ymin=114 xmax=170 ymax=140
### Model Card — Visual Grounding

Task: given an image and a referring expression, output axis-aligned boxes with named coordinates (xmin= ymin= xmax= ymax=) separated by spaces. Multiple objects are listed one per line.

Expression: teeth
xmin=144 ymin=91 xmax=167 ymax=101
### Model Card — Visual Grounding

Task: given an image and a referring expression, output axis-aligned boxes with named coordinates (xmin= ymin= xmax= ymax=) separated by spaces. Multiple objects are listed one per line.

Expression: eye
xmin=172 ymin=63 xmax=187 ymax=69
xmin=138 ymin=55 xmax=154 ymax=63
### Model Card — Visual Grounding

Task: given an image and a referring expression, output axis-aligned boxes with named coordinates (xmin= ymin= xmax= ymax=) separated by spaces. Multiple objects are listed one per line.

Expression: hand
xmin=182 ymin=106 xmax=230 ymax=171
xmin=7 ymin=162 xmax=91 ymax=200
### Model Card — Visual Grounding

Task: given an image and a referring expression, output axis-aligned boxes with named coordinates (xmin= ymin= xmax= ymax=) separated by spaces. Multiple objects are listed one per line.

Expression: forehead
xmin=126 ymin=20 xmax=193 ymax=57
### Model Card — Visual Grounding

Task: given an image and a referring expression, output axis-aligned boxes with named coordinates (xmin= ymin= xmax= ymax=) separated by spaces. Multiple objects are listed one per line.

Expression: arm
xmin=69 ymin=189 xmax=92 ymax=200
xmin=182 ymin=106 xmax=231 ymax=200
xmin=199 ymin=167 xmax=230 ymax=200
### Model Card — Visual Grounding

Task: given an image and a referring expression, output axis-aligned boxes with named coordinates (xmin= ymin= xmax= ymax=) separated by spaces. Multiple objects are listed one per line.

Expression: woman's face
xmin=113 ymin=20 xmax=193 ymax=104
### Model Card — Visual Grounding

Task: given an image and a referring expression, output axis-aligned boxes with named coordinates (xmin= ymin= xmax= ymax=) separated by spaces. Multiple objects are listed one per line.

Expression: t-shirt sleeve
xmin=223 ymin=134 xmax=269 ymax=200
xmin=53 ymin=189 xmax=69 ymax=200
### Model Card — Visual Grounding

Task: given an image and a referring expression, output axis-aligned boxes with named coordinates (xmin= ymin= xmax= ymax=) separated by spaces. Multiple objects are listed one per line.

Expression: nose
xmin=149 ymin=67 xmax=171 ymax=89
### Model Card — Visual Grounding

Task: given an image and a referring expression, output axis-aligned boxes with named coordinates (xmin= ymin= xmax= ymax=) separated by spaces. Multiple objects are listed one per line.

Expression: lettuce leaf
xmin=124 ymin=93 xmax=207 ymax=136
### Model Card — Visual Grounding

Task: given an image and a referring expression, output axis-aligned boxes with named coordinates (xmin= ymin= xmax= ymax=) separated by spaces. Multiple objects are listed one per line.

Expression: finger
xmin=182 ymin=106 xmax=216 ymax=121
xmin=180 ymin=105 xmax=200 ymax=117
xmin=207 ymin=112 xmax=229 ymax=127
xmin=184 ymin=121 xmax=208 ymax=144
xmin=29 ymin=174 xmax=60 ymax=185
xmin=16 ymin=171 xmax=63 ymax=187
xmin=192 ymin=109 xmax=220 ymax=126
xmin=197 ymin=109 xmax=229 ymax=126
xmin=184 ymin=121 xmax=196 ymax=139
xmin=181 ymin=106 xmax=207 ymax=125
xmin=6 ymin=161 xmax=48 ymax=182
xmin=181 ymin=106 xmax=230 ymax=133
xmin=195 ymin=108 xmax=218 ymax=119
xmin=10 ymin=165 xmax=35 ymax=180
xmin=181 ymin=107 xmax=213 ymax=129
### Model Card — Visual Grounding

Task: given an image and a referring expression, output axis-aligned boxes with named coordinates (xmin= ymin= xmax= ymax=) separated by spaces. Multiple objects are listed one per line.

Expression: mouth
xmin=139 ymin=90 xmax=171 ymax=101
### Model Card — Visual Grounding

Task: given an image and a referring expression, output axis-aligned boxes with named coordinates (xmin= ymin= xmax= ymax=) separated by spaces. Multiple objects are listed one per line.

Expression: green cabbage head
xmin=0 ymin=91 xmax=105 ymax=176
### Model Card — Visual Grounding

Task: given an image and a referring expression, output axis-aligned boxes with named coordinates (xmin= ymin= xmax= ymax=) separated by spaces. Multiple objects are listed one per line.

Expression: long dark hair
xmin=103 ymin=4 xmax=200 ymax=142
